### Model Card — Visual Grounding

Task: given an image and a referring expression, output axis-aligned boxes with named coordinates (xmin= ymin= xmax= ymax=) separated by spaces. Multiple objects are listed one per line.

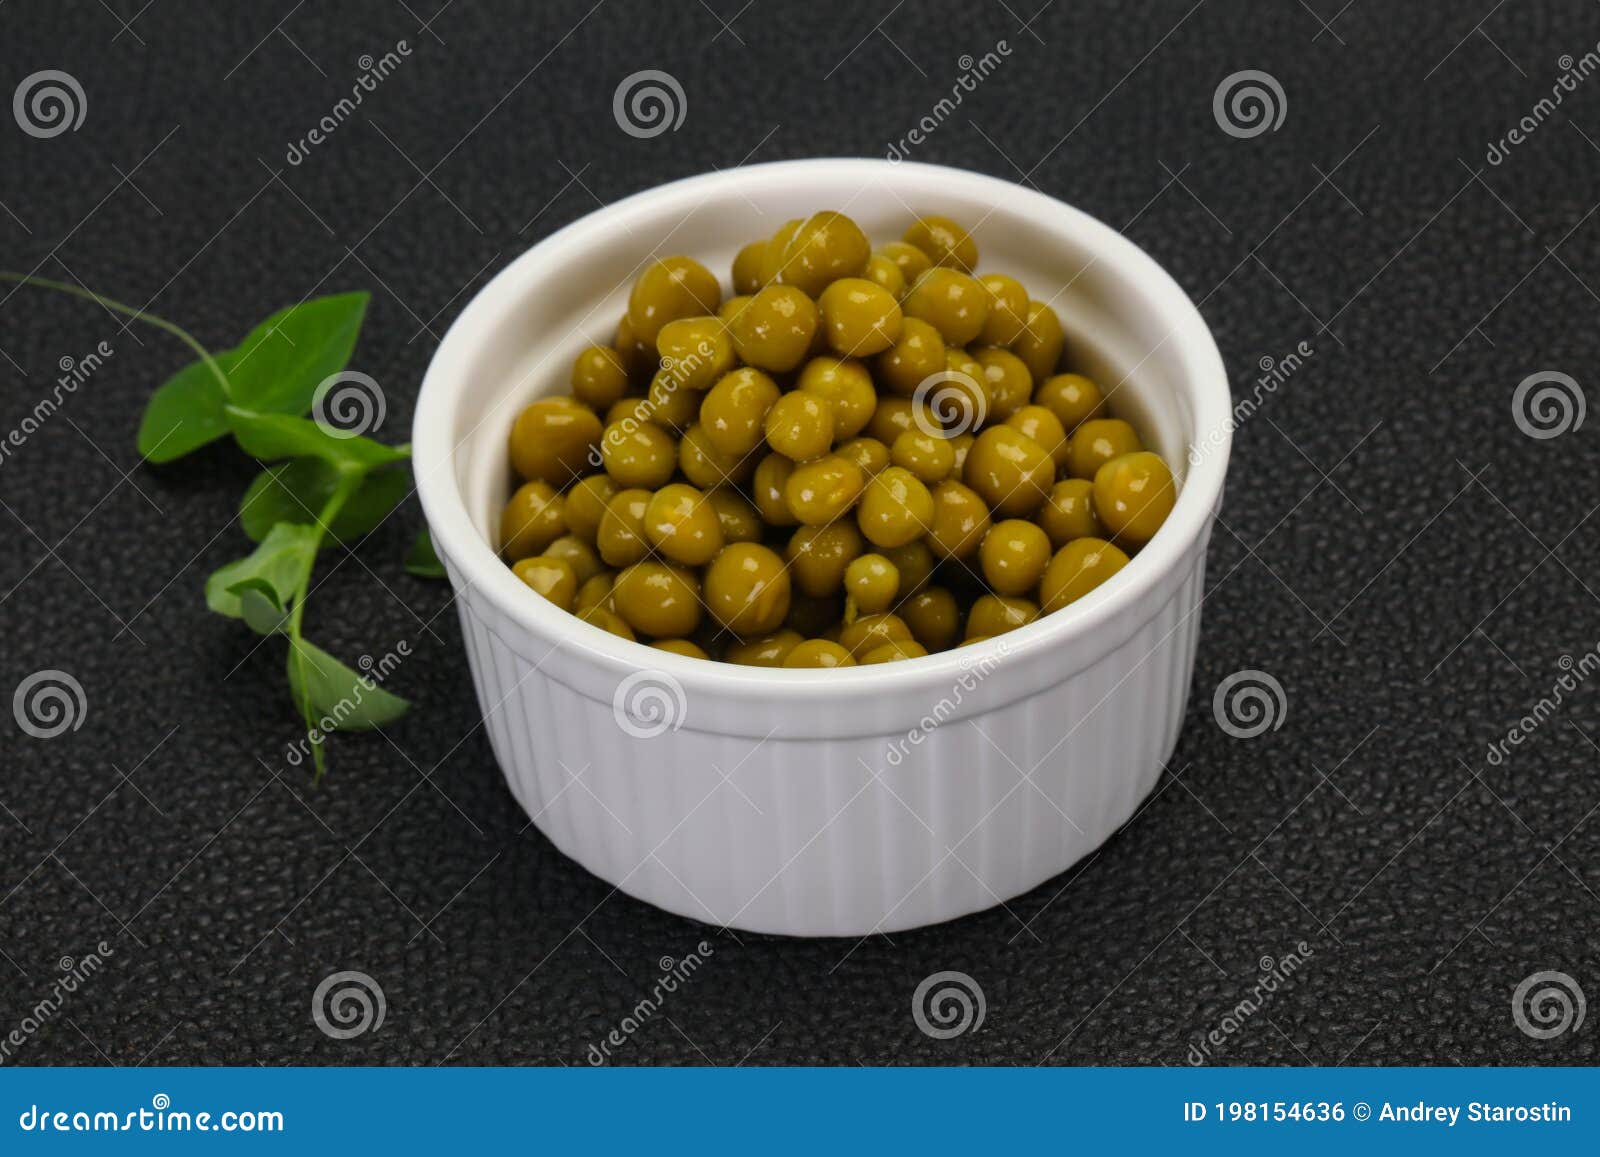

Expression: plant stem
xmin=287 ymin=469 xmax=365 ymax=780
xmin=0 ymin=271 xmax=233 ymax=399
xmin=291 ymin=470 xmax=363 ymax=633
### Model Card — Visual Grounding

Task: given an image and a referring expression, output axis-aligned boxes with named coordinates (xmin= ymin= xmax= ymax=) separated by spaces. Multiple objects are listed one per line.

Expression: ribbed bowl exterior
xmin=414 ymin=160 xmax=1232 ymax=938
xmin=444 ymin=539 xmax=1208 ymax=937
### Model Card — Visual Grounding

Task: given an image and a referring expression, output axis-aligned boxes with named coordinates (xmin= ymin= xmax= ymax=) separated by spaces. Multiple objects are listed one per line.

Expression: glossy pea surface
xmin=612 ymin=561 xmax=703 ymax=637
xmin=512 ymin=556 xmax=577 ymax=611
xmin=1039 ymin=537 xmax=1130 ymax=613
xmin=782 ymin=639 xmax=856 ymax=668
xmin=786 ymin=521 xmax=864 ymax=598
xmin=1012 ymin=300 xmax=1064 ymax=382
xmin=627 ymin=256 xmax=721 ymax=345
xmin=1067 ymin=418 xmax=1143 ymax=481
xmin=729 ymin=285 xmax=818 ymax=373
xmin=497 ymin=210 xmax=1178 ymax=666
xmin=785 ymin=455 xmax=865 ymax=526
xmin=501 ymin=481 xmax=566 ymax=560
xmin=964 ymin=426 xmax=1053 ymax=517
xmin=704 ymin=543 xmax=791 ymax=637
xmin=644 ymin=483 xmax=724 ymax=566
xmin=1035 ymin=372 xmax=1105 ymax=431
xmin=1093 ymin=451 xmax=1175 ymax=546
xmin=903 ymin=268 xmax=989 ymax=346
xmin=818 ymin=277 xmax=903 ymax=357
xmin=857 ymin=466 xmax=934 ymax=548
xmin=979 ymin=519 xmax=1052 ymax=597
xmin=798 ymin=356 xmax=877 ymax=438
xmin=903 ymin=215 xmax=978 ymax=271
xmin=1038 ymin=478 xmax=1104 ymax=547
xmin=510 ymin=399 xmax=601 ymax=486
xmin=781 ymin=211 xmax=871 ymax=296
xmin=701 ymin=367 xmax=781 ymax=457
xmin=600 ymin=421 xmax=677 ymax=488
xmin=596 ymin=488 xmax=653 ymax=568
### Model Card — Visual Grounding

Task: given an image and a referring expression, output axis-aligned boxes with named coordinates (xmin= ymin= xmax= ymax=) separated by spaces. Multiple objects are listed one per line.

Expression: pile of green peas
xmin=500 ymin=211 xmax=1178 ymax=667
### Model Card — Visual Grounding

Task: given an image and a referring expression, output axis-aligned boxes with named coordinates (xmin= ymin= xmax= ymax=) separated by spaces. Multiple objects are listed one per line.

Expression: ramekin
xmin=413 ymin=159 xmax=1230 ymax=936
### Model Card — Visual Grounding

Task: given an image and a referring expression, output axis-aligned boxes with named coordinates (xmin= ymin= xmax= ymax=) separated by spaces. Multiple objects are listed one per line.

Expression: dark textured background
xmin=1 ymin=0 xmax=1597 ymax=1067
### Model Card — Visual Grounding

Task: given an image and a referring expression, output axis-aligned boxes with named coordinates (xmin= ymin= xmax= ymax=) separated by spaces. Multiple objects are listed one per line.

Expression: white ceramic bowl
xmin=413 ymin=159 xmax=1230 ymax=937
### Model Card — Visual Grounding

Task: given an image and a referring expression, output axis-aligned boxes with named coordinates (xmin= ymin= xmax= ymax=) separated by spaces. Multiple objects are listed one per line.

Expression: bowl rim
xmin=412 ymin=157 xmax=1230 ymax=700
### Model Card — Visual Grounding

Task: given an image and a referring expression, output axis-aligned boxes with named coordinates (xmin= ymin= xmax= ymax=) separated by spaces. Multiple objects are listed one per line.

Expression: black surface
xmin=1 ymin=0 xmax=1598 ymax=1067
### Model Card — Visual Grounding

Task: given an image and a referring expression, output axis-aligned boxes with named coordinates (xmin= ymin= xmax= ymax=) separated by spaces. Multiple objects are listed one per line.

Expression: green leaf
xmin=204 ymin=522 xmax=321 ymax=619
xmin=225 ymin=407 xmax=407 ymax=473
xmin=229 ymin=578 xmax=289 ymax=635
xmin=404 ymin=528 xmax=446 ymax=578
xmin=240 ymin=460 xmax=410 ymax=546
xmin=136 ymin=354 xmax=234 ymax=462
xmin=226 ymin=293 xmax=370 ymax=415
xmin=286 ymin=637 xmax=410 ymax=732
xmin=135 ymin=292 xmax=368 ymax=464
xmin=334 ymin=464 xmax=410 ymax=539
